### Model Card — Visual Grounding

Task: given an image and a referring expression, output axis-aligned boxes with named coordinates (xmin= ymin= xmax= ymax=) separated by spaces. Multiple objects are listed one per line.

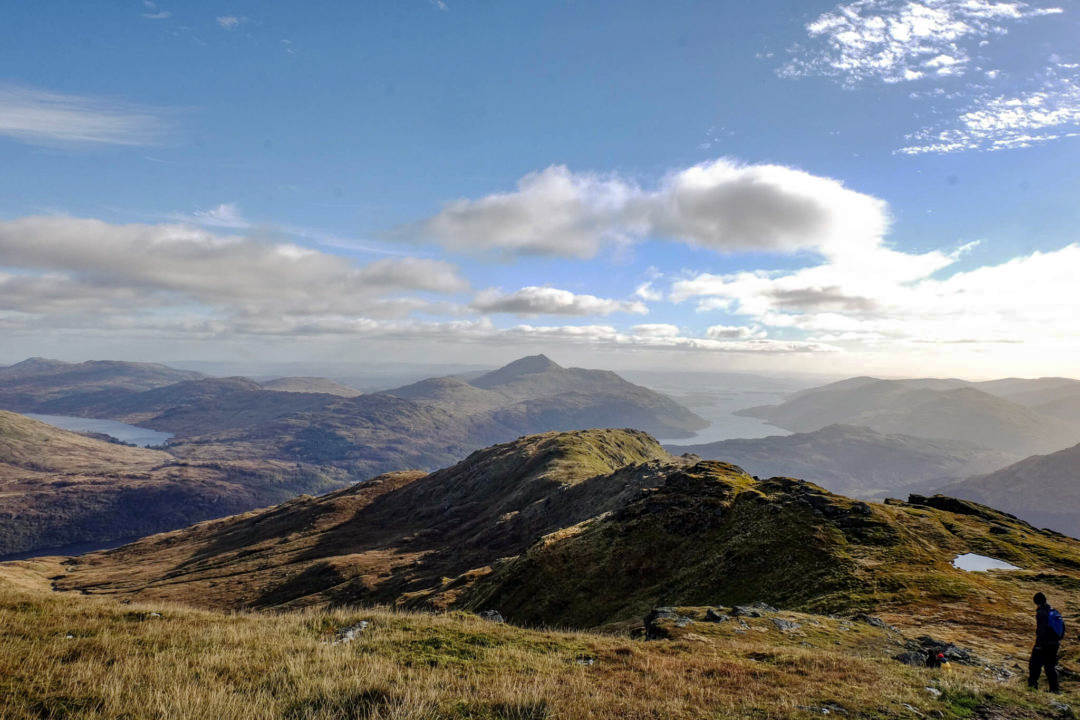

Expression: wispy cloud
xmin=142 ymin=0 xmax=170 ymax=20
xmin=898 ymin=68 xmax=1080 ymax=153
xmin=183 ymin=202 xmax=414 ymax=256
xmin=780 ymin=0 xmax=1062 ymax=86
xmin=0 ymin=84 xmax=167 ymax=147
xmin=216 ymin=15 xmax=245 ymax=30
xmin=779 ymin=0 xmax=1076 ymax=154
xmin=191 ymin=202 xmax=250 ymax=229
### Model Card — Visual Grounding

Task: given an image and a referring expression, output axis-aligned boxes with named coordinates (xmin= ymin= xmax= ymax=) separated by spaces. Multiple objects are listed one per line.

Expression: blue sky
xmin=1 ymin=0 xmax=1078 ymax=376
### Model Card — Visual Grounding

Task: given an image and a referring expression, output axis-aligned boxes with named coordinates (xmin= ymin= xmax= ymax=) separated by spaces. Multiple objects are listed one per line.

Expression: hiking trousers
xmin=1028 ymin=644 xmax=1060 ymax=692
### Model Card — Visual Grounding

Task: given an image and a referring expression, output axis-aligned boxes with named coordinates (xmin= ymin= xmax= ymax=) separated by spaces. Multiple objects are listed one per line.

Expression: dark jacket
xmin=1036 ymin=603 xmax=1061 ymax=647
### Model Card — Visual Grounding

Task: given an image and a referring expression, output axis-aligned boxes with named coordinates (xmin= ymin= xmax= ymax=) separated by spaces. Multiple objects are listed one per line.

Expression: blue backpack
xmin=1049 ymin=608 xmax=1066 ymax=640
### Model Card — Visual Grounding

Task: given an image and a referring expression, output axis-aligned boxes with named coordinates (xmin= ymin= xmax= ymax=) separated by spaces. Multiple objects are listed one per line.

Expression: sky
xmin=1 ymin=0 xmax=1078 ymax=378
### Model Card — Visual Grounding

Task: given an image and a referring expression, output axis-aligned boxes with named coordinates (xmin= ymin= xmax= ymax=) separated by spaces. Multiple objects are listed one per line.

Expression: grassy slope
xmin=0 ymin=571 xmax=1071 ymax=720
xmin=46 ymin=429 xmax=1080 ymax=670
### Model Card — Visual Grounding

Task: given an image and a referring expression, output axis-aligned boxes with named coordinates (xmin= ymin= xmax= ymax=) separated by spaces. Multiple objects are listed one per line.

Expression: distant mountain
xmin=0 ymin=357 xmax=205 ymax=410
xmin=259 ymin=377 xmax=362 ymax=397
xmin=1030 ymin=387 xmax=1080 ymax=424
xmin=387 ymin=354 xmax=709 ymax=440
xmin=738 ymin=378 xmax=1080 ymax=457
xmin=0 ymin=410 xmax=349 ymax=556
xmin=38 ymin=377 xmax=341 ymax=433
xmin=668 ymin=424 xmax=1020 ymax=499
xmin=19 ymin=355 xmax=704 ymax=485
xmin=970 ymin=377 xmax=1080 ymax=406
xmin=57 ymin=428 xmax=1080 ymax=634
xmin=940 ymin=442 xmax=1080 ymax=537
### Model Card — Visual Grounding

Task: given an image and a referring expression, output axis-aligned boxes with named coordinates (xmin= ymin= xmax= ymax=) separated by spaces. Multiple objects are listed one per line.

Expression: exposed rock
xmin=478 ymin=610 xmax=505 ymax=623
xmin=704 ymin=608 xmax=730 ymax=623
xmin=732 ymin=602 xmax=778 ymax=618
xmin=771 ymin=617 xmax=801 ymax=631
xmin=643 ymin=607 xmax=694 ymax=639
xmin=894 ymin=636 xmax=980 ymax=667
xmin=894 ymin=651 xmax=928 ymax=667
xmin=329 ymin=620 xmax=369 ymax=644
xmin=797 ymin=702 xmax=849 ymax=715
xmin=851 ymin=613 xmax=898 ymax=632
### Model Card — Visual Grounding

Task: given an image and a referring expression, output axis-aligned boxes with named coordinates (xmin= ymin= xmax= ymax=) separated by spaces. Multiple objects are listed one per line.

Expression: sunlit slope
xmin=55 ymin=429 xmax=1080 ymax=649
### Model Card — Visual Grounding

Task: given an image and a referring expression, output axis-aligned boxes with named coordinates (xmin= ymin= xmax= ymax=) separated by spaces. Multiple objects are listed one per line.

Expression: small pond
xmin=952 ymin=553 xmax=1020 ymax=572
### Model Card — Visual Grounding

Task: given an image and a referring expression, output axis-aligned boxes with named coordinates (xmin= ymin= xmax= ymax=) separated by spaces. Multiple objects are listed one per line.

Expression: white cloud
xmin=781 ymin=0 xmax=1062 ymax=86
xmin=0 ymin=216 xmax=469 ymax=331
xmin=671 ymin=232 xmax=1080 ymax=349
xmin=192 ymin=202 xmax=250 ymax=229
xmin=0 ymin=84 xmax=166 ymax=146
xmin=410 ymin=160 xmax=889 ymax=259
xmin=633 ymin=324 xmax=681 ymax=338
xmin=470 ymin=286 xmax=647 ymax=316
xmin=634 ymin=281 xmax=663 ymax=302
xmin=706 ymin=324 xmax=765 ymax=340
xmin=217 ymin=16 xmax=244 ymax=30
xmin=142 ymin=1 xmax=170 ymax=19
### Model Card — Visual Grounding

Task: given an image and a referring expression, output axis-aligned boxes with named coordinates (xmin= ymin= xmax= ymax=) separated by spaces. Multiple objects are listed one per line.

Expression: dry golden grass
xmin=0 ymin=581 xmax=1071 ymax=720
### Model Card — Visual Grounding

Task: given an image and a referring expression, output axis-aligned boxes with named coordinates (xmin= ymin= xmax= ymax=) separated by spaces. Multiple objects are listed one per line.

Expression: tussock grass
xmin=0 ymin=584 xmax=1070 ymax=720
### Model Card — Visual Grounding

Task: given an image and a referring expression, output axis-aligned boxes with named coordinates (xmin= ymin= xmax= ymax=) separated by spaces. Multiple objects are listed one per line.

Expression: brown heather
xmin=0 ymin=567 xmax=1070 ymax=720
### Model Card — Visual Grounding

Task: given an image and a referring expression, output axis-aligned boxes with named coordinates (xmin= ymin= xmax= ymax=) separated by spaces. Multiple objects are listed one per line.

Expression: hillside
xmin=738 ymin=378 xmax=1080 ymax=456
xmin=0 ymin=411 xmax=350 ymax=556
xmin=0 ymin=357 xmax=204 ymax=410
xmin=55 ymin=428 xmax=1080 ymax=649
xmin=942 ymin=442 xmax=1080 ymax=537
xmin=668 ymin=424 xmax=1020 ymax=499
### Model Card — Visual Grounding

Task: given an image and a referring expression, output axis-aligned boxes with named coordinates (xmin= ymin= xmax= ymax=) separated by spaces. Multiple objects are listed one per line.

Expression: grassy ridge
xmin=0 ymin=573 xmax=1067 ymax=720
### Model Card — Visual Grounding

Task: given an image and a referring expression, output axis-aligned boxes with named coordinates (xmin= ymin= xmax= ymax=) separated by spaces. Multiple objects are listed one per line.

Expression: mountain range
xmin=738 ymin=376 xmax=1080 ymax=457
xmin=939 ymin=441 xmax=1080 ymax=537
xmin=668 ymin=424 xmax=1021 ymax=500
xmin=0 ymin=355 xmax=707 ymax=555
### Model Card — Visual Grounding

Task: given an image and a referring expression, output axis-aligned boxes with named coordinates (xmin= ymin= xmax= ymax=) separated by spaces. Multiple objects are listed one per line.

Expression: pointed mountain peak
xmin=471 ymin=354 xmax=563 ymax=389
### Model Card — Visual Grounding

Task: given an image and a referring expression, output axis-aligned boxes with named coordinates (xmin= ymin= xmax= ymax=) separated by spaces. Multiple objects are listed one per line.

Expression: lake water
xmin=0 ymin=537 xmax=141 ymax=563
xmin=952 ymin=553 xmax=1020 ymax=572
xmin=621 ymin=370 xmax=810 ymax=445
xmin=23 ymin=413 xmax=173 ymax=448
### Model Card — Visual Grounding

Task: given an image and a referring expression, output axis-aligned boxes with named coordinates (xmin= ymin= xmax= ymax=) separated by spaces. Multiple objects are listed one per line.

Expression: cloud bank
xmin=412 ymin=160 xmax=889 ymax=259
xmin=0 ymin=216 xmax=468 ymax=333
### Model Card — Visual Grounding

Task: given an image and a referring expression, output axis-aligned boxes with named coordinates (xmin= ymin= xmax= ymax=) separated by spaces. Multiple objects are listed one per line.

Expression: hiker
xmin=1028 ymin=592 xmax=1064 ymax=693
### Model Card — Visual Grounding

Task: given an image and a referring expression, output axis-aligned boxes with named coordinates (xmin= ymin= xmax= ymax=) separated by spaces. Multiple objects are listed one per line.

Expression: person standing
xmin=1029 ymin=592 xmax=1062 ymax=693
